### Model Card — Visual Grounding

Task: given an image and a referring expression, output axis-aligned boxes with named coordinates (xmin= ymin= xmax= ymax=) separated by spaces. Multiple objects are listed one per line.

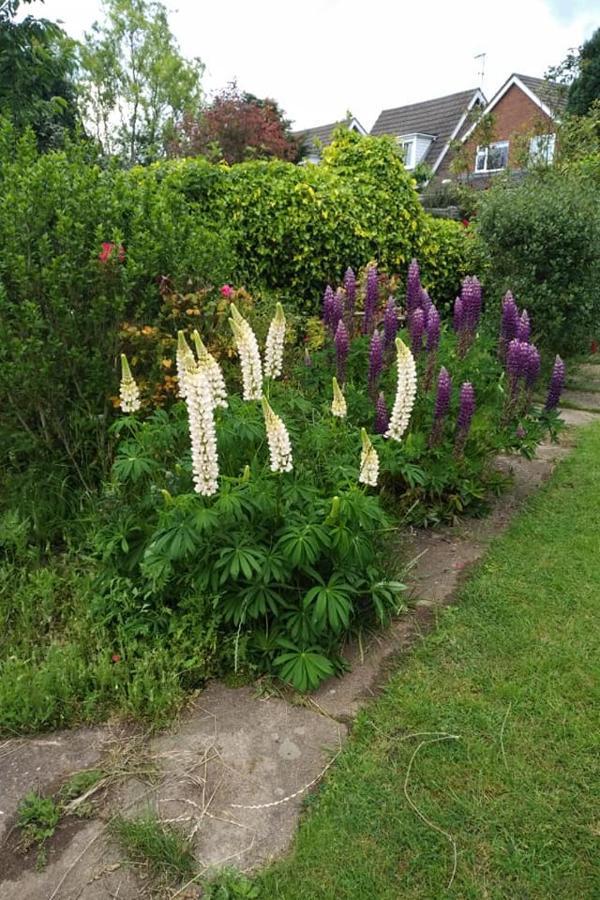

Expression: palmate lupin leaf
xmin=273 ymin=640 xmax=335 ymax=692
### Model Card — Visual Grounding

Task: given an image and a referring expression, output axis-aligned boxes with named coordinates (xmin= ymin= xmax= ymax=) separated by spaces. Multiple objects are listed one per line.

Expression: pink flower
xmin=220 ymin=284 xmax=234 ymax=298
xmin=111 ymin=653 xmax=121 ymax=663
xmin=99 ymin=242 xmax=125 ymax=264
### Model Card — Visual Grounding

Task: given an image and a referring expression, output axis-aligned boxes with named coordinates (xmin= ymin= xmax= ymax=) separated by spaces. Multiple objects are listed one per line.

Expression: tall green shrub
xmin=475 ymin=171 xmax=600 ymax=353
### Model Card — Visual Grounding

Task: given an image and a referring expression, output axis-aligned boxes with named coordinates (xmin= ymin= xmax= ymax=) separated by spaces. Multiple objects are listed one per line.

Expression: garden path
xmin=1 ymin=367 xmax=599 ymax=899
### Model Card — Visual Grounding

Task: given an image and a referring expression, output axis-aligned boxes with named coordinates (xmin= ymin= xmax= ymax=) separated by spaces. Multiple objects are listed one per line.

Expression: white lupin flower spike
xmin=119 ymin=354 xmax=141 ymax=413
xmin=229 ymin=305 xmax=263 ymax=401
xmin=187 ymin=365 xmax=220 ymax=496
xmin=331 ymin=377 xmax=347 ymax=418
xmin=264 ymin=302 xmax=286 ymax=379
xmin=192 ymin=331 xmax=228 ymax=408
xmin=261 ymin=398 xmax=293 ymax=473
xmin=176 ymin=331 xmax=196 ymax=400
xmin=359 ymin=428 xmax=379 ymax=487
xmin=385 ymin=337 xmax=417 ymax=442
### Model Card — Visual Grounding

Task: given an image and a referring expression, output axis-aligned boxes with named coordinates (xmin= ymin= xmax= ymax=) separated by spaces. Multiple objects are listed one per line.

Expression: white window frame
xmin=398 ymin=137 xmax=416 ymax=169
xmin=475 ymin=140 xmax=509 ymax=173
xmin=529 ymin=133 xmax=556 ymax=166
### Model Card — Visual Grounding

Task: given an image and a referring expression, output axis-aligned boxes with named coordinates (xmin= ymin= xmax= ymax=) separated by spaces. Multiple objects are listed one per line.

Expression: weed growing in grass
xmin=17 ymin=792 xmax=60 ymax=849
xmin=110 ymin=812 xmax=196 ymax=887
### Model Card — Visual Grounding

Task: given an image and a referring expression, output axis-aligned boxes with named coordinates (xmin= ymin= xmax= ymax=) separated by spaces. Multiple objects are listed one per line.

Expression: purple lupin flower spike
xmin=383 ymin=296 xmax=398 ymax=348
xmin=409 ymin=307 xmax=425 ymax=355
xmin=501 ymin=292 xmax=519 ymax=342
xmin=331 ymin=288 xmax=345 ymax=335
xmin=455 ymin=382 xmax=476 ymax=453
xmin=420 ymin=288 xmax=433 ymax=325
xmin=368 ymin=330 xmax=384 ymax=392
xmin=363 ymin=264 xmax=378 ymax=334
xmin=525 ymin=344 xmax=541 ymax=388
xmin=429 ymin=366 xmax=452 ymax=447
xmin=322 ymin=284 xmax=334 ymax=327
xmin=334 ymin=319 xmax=349 ymax=384
xmin=506 ymin=338 xmax=523 ymax=379
xmin=517 ymin=310 xmax=530 ymax=343
xmin=545 ymin=355 xmax=565 ymax=411
xmin=461 ymin=276 xmax=482 ymax=333
xmin=374 ymin=391 xmax=389 ymax=435
xmin=426 ymin=306 xmax=440 ymax=353
xmin=406 ymin=258 xmax=421 ymax=314
xmin=453 ymin=297 xmax=464 ymax=333
xmin=344 ymin=267 xmax=356 ymax=315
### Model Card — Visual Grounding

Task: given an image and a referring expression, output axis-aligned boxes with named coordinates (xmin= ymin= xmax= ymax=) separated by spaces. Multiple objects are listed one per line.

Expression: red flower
xmin=461 ymin=218 xmax=470 ymax=228
xmin=591 ymin=339 xmax=598 ymax=354
xmin=111 ymin=653 xmax=121 ymax=663
xmin=220 ymin=284 xmax=233 ymax=298
xmin=99 ymin=242 xmax=125 ymax=264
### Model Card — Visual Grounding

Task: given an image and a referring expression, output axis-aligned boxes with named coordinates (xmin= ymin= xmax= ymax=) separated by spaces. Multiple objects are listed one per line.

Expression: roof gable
xmin=461 ymin=74 xmax=565 ymax=142
xmin=292 ymin=117 xmax=367 ymax=154
xmin=370 ymin=88 xmax=486 ymax=172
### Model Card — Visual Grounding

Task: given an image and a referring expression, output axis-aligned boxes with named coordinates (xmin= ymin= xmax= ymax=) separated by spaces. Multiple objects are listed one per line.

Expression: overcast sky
xmin=32 ymin=0 xmax=598 ymax=131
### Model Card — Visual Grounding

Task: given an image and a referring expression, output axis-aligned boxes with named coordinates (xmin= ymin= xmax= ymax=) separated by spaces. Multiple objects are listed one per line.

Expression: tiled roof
xmin=292 ymin=119 xmax=365 ymax=155
xmin=370 ymin=89 xmax=483 ymax=167
xmin=513 ymin=74 xmax=567 ymax=115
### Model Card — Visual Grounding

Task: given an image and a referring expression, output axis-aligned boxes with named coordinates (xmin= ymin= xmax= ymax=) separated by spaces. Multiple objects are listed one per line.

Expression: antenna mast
xmin=474 ymin=52 xmax=486 ymax=86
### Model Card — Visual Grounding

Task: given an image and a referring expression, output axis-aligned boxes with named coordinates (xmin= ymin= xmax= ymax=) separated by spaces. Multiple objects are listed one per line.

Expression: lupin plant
xmin=335 ymin=320 xmax=349 ymax=384
xmin=455 ymin=382 xmax=476 ymax=454
xmin=409 ymin=307 xmax=425 ymax=356
xmin=264 ymin=302 xmax=286 ymax=380
xmin=545 ymin=355 xmax=565 ymax=411
xmin=229 ymin=304 xmax=263 ymax=400
xmin=331 ymin=288 xmax=345 ymax=336
xmin=517 ymin=310 xmax=530 ymax=343
xmin=383 ymin=296 xmax=398 ymax=349
xmin=424 ymin=305 xmax=441 ymax=390
xmin=363 ymin=263 xmax=378 ymax=334
xmin=453 ymin=296 xmax=464 ymax=333
xmin=322 ymin=284 xmax=335 ymax=329
xmin=386 ymin=337 xmax=417 ymax=442
xmin=261 ymin=398 xmax=293 ymax=473
xmin=177 ymin=332 xmax=220 ymax=496
xmin=119 ymin=353 xmax=141 ymax=413
xmin=368 ymin=329 xmax=384 ymax=394
xmin=192 ymin=331 xmax=228 ymax=408
xmin=499 ymin=291 xmax=519 ymax=359
xmin=374 ymin=391 xmax=389 ymax=435
xmin=359 ymin=428 xmax=379 ymax=487
xmin=331 ymin=376 xmax=347 ymax=418
xmin=456 ymin=276 xmax=482 ymax=357
xmin=429 ymin=366 xmax=452 ymax=447
xmin=406 ymin=258 xmax=421 ymax=314
xmin=344 ymin=266 xmax=357 ymax=332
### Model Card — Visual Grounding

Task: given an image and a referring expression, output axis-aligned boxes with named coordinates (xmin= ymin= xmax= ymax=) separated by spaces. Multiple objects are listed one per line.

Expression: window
xmin=398 ymin=138 xmax=415 ymax=169
xmin=529 ymin=133 xmax=556 ymax=165
xmin=475 ymin=141 xmax=509 ymax=173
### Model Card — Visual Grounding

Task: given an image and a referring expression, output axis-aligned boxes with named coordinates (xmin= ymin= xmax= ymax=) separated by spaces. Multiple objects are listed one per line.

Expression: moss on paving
xmin=254 ymin=424 xmax=600 ymax=899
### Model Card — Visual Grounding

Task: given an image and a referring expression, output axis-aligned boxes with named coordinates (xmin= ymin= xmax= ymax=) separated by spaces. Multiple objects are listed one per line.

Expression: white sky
xmin=32 ymin=0 xmax=598 ymax=131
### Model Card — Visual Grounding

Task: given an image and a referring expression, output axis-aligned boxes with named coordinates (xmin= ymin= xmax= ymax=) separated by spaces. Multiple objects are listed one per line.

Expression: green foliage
xmin=476 ymin=170 xmax=600 ymax=353
xmin=110 ymin=813 xmax=196 ymax=884
xmin=567 ymin=27 xmax=600 ymax=116
xmin=0 ymin=0 xmax=80 ymax=150
xmin=79 ymin=0 xmax=204 ymax=163
xmin=17 ymin=792 xmax=60 ymax=848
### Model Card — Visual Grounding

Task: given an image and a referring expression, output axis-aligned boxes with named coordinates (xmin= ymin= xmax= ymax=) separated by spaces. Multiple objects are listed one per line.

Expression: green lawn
xmin=254 ymin=424 xmax=600 ymax=899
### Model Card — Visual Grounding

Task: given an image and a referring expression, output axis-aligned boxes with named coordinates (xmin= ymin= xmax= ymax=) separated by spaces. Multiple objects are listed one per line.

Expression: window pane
xmin=488 ymin=142 xmax=508 ymax=170
xmin=475 ymin=148 xmax=487 ymax=172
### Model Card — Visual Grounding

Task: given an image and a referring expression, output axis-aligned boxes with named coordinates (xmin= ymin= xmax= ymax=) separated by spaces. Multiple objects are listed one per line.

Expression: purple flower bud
xmin=461 ymin=276 xmax=482 ymax=332
xmin=334 ymin=320 xmax=349 ymax=383
xmin=501 ymin=291 xmax=519 ymax=343
xmin=545 ymin=355 xmax=565 ymax=411
xmin=457 ymin=382 xmax=476 ymax=433
xmin=525 ymin=344 xmax=541 ymax=388
xmin=363 ymin=264 xmax=378 ymax=334
xmin=344 ymin=267 xmax=356 ymax=316
xmin=374 ymin=391 xmax=389 ymax=434
xmin=383 ymin=296 xmax=398 ymax=348
xmin=369 ymin=330 xmax=384 ymax=389
xmin=409 ymin=307 xmax=425 ymax=355
xmin=322 ymin=284 xmax=334 ymax=326
xmin=434 ymin=367 xmax=452 ymax=420
xmin=517 ymin=310 xmax=530 ymax=343
xmin=331 ymin=288 xmax=345 ymax=335
xmin=453 ymin=297 xmax=464 ymax=333
xmin=406 ymin=259 xmax=421 ymax=314
xmin=426 ymin=306 xmax=440 ymax=353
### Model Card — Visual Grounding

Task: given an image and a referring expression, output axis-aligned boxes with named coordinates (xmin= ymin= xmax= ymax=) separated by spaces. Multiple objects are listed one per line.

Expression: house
xmin=370 ymin=88 xmax=487 ymax=179
xmin=292 ymin=116 xmax=367 ymax=164
xmin=458 ymin=73 xmax=566 ymax=184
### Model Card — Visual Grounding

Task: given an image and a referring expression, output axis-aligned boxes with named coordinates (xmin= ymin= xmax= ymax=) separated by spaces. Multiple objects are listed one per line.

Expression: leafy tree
xmin=567 ymin=28 xmax=600 ymax=116
xmin=79 ymin=0 xmax=204 ymax=164
xmin=171 ymin=81 xmax=299 ymax=164
xmin=0 ymin=0 xmax=80 ymax=149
